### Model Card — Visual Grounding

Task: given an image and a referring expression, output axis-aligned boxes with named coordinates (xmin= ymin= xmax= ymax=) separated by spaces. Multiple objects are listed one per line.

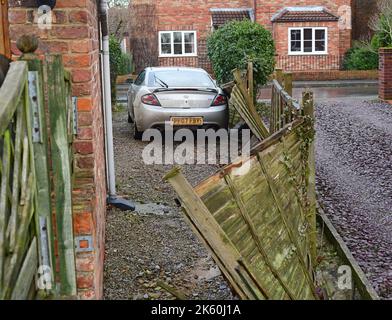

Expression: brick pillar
xmin=8 ymin=0 xmax=107 ymax=299
xmin=379 ymin=48 xmax=392 ymax=101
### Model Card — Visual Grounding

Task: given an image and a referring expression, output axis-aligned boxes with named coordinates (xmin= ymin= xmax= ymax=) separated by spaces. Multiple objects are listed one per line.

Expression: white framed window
xmin=159 ymin=31 xmax=197 ymax=57
xmin=288 ymin=27 xmax=328 ymax=55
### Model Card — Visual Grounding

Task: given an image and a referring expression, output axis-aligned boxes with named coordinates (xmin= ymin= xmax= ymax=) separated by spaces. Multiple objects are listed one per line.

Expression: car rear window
xmin=148 ymin=70 xmax=215 ymax=88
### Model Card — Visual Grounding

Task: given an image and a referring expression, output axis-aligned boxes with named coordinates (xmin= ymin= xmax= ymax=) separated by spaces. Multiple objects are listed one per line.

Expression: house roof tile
xmin=211 ymin=9 xmax=251 ymax=28
xmin=272 ymin=6 xmax=339 ymax=23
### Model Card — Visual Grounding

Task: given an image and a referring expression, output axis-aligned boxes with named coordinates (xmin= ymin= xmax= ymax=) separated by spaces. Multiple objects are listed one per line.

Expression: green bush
xmin=207 ymin=20 xmax=275 ymax=86
xmin=376 ymin=14 xmax=392 ymax=47
xmin=343 ymin=47 xmax=379 ymax=70
xmin=109 ymin=36 xmax=134 ymax=103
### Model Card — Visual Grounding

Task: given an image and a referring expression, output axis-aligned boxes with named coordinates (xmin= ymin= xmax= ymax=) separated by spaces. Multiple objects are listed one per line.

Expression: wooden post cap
xmin=16 ymin=35 xmax=39 ymax=55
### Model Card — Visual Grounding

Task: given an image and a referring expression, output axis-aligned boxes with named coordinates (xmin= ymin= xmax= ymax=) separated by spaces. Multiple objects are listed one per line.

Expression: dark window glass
xmin=315 ymin=29 xmax=326 ymax=52
xmin=134 ymin=71 xmax=146 ymax=86
xmin=161 ymin=44 xmax=171 ymax=54
xmin=173 ymin=32 xmax=183 ymax=55
xmin=184 ymin=32 xmax=195 ymax=54
xmin=290 ymin=30 xmax=301 ymax=52
xmin=150 ymin=70 xmax=214 ymax=88
xmin=304 ymin=28 xmax=312 ymax=40
xmin=160 ymin=33 xmax=172 ymax=54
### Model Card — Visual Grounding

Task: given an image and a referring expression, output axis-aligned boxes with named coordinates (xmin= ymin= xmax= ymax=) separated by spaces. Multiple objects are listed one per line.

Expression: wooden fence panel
xmin=0 ymin=61 xmax=37 ymax=299
xmin=0 ymin=0 xmax=10 ymax=58
xmin=165 ymin=121 xmax=318 ymax=300
xmin=0 ymin=39 xmax=77 ymax=299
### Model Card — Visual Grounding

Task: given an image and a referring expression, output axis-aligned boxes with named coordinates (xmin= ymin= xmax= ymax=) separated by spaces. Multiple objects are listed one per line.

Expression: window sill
xmin=287 ymin=52 xmax=329 ymax=56
xmin=159 ymin=54 xmax=198 ymax=58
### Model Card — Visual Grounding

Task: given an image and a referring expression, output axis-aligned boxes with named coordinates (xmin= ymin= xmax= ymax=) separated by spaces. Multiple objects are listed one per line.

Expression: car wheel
xmin=133 ymin=123 xmax=143 ymax=140
xmin=128 ymin=112 xmax=133 ymax=123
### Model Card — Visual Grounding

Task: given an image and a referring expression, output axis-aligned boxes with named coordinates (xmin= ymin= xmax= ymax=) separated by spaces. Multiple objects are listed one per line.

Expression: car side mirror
xmin=126 ymin=78 xmax=134 ymax=84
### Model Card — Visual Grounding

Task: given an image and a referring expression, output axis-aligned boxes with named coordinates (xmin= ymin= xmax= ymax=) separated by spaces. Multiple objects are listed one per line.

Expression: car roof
xmin=146 ymin=67 xmax=207 ymax=73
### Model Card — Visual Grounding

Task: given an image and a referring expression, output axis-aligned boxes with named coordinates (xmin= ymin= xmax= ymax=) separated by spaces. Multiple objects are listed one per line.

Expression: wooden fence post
xmin=275 ymin=68 xmax=283 ymax=86
xmin=17 ymin=35 xmax=55 ymax=298
xmin=247 ymin=61 xmax=254 ymax=104
xmin=283 ymin=72 xmax=293 ymax=97
xmin=302 ymin=90 xmax=317 ymax=265
xmin=0 ymin=0 xmax=10 ymax=58
xmin=45 ymin=54 xmax=77 ymax=297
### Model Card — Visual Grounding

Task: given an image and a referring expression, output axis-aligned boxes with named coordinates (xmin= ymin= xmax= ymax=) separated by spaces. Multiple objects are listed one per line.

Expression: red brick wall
xmin=293 ymin=69 xmax=378 ymax=81
xmin=8 ymin=0 xmax=106 ymax=300
xmin=253 ymin=0 xmax=352 ymax=69
xmin=273 ymin=21 xmax=342 ymax=71
xmin=140 ymin=0 xmax=253 ymax=71
xmin=132 ymin=0 xmax=353 ymax=73
xmin=379 ymin=48 xmax=392 ymax=101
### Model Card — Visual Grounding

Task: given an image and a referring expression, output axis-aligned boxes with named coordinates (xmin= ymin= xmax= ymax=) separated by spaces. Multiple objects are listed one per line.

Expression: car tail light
xmin=141 ymin=94 xmax=161 ymax=106
xmin=211 ymin=94 xmax=227 ymax=106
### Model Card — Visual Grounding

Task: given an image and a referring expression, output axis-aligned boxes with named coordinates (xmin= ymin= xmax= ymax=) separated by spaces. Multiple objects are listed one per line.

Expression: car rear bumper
xmin=135 ymin=103 xmax=229 ymax=132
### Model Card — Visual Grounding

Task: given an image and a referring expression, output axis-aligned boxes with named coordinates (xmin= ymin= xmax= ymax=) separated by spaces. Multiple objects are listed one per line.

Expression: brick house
xmin=131 ymin=0 xmax=354 ymax=73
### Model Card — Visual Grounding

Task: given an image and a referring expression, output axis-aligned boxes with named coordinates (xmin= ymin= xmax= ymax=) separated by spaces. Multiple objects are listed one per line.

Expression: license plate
xmin=170 ymin=117 xmax=204 ymax=126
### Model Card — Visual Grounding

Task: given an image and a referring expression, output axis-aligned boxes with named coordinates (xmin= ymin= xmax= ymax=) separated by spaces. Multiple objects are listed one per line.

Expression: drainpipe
xmin=253 ymin=0 xmax=257 ymax=22
xmin=98 ymin=0 xmax=135 ymax=211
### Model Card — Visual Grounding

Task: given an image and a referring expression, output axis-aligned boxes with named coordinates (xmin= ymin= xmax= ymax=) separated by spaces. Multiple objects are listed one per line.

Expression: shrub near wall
xmin=109 ymin=36 xmax=133 ymax=104
xmin=207 ymin=20 xmax=275 ymax=86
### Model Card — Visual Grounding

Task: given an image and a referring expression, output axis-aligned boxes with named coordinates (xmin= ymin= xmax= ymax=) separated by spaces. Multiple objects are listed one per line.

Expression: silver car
xmin=127 ymin=67 xmax=229 ymax=139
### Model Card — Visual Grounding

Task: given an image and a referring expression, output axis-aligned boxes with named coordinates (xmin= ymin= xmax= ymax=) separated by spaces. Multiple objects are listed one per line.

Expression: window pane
xmin=304 ymin=40 xmax=312 ymax=52
xmin=150 ymin=70 xmax=214 ymax=87
xmin=291 ymin=41 xmax=301 ymax=52
xmin=174 ymin=43 xmax=183 ymax=54
xmin=161 ymin=33 xmax=171 ymax=44
xmin=290 ymin=30 xmax=301 ymax=41
xmin=315 ymin=40 xmax=325 ymax=52
xmin=184 ymin=32 xmax=195 ymax=43
xmin=173 ymin=32 xmax=182 ymax=43
xmin=185 ymin=43 xmax=195 ymax=54
xmin=315 ymin=30 xmax=326 ymax=41
xmin=304 ymin=29 xmax=312 ymax=41
xmin=161 ymin=44 xmax=171 ymax=54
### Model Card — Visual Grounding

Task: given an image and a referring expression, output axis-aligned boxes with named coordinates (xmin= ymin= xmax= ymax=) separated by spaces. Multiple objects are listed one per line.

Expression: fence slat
xmin=302 ymin=91 xmax=317 ymax=264
xmin=45 ymin=54 xmax=77 ymax=297
xmin=0 ymin=62 xmax=28 ymax=135
xmin=10 ymin=237 xmax=38 ymax=300
xmin=0 ymin=130 xmax=12 ymax=295
xmin=25 ymin=58 xmax=55 ymax=295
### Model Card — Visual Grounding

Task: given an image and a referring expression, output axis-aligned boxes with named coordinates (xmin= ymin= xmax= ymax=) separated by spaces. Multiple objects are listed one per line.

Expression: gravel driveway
xmin=315 ymin=99 xmax=392 ymax=299
xmin=103 ymin=109 xmax=233 ymax=300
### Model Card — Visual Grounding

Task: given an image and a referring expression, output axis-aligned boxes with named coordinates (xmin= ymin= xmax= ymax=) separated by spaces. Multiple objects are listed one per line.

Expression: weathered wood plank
xmin=0 ymin=130 xmax=12 ymax=294
xmin=224 ymin=174 xmax=295 ymax=299
xmin=45 ymin=54 xmax=76 ymax=297
xmin=10 ymin=237 xmax=38 ymax=300
xmin=6 ymin=98 xmax=24 ymax=249
xmin=164 ymin=167 xmax=266 ymax=300
xmin=0 ymin=62 xmax=28 ymax=135
xmin=302 ymin=91 xmax=317 ymax=264
xmin=25 ymin=58 xmax=55 ymax=294
xmin=0 ymin=1 xmax=11 ymax=58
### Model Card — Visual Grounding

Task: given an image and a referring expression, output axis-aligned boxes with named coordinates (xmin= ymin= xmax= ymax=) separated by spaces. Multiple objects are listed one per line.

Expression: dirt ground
xmin=103 ymin=109 xmax=234 ymax=300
